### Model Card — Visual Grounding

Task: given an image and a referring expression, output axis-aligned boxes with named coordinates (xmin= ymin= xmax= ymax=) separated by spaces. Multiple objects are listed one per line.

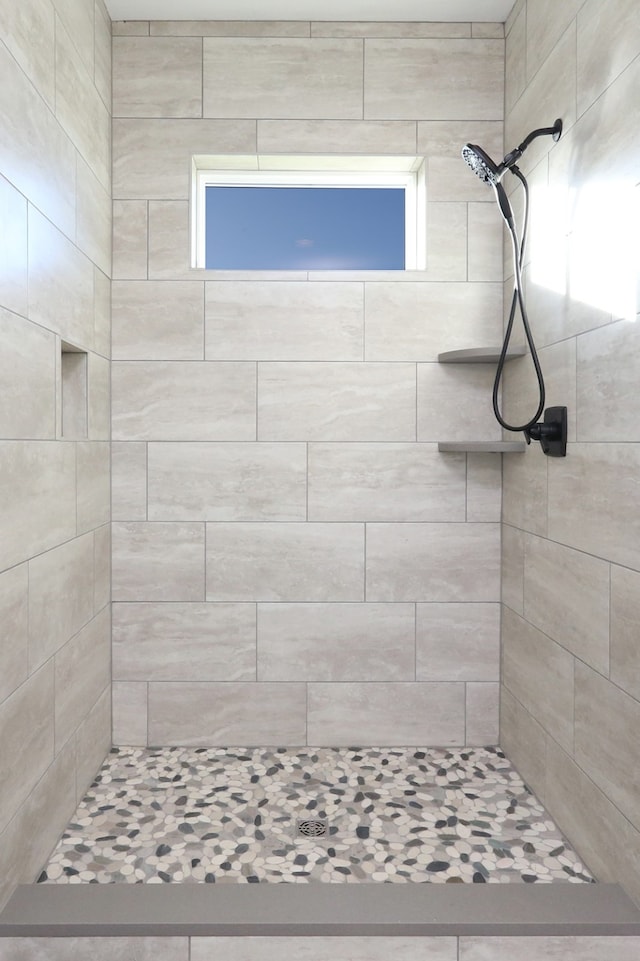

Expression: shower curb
xmin=1 ymin=883 xmax=640 ymax=938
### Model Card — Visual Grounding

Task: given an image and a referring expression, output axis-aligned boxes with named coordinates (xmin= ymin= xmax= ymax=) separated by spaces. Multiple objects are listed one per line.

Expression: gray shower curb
xmin=1 ymin=883 xmax=640 ymax=937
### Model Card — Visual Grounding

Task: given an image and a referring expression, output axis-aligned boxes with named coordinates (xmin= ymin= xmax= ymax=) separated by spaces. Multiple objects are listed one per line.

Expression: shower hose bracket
xmin=525 ymin=406 xmax=567 ymax=457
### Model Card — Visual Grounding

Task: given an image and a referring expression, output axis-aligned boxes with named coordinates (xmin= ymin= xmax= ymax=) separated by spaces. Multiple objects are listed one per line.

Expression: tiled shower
xmin=1 ymin=0 xmax=640 ymax=956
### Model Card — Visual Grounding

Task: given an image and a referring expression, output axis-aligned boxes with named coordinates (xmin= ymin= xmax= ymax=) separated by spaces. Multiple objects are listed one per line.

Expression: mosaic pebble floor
xmin=39 ymin=746 xmax=595 ymax=887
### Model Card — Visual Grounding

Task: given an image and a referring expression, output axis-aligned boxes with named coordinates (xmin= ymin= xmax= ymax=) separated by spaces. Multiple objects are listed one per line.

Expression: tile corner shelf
xmin=437 ymin=346 xmax=527 ymax=364
xmin=438 ymin=441 xmax=527 ymax=453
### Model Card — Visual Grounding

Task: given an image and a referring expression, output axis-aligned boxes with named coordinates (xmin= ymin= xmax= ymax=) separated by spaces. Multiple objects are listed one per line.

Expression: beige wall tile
xmin=0 ymin=565 xmax=28 ymax=704
xmin=575 ymin=661 xmax=640 ymax=832
xmin=364 ymin=282 xmax=502 ymax=362
xmin=148 ymin=442 xmax=307 ymax=522
xmin=460 ymin=936 xmax=640 ymax=961
xmin=0 ymin=0 xmax=55 ymax=107
xmin=545 ymin=737 xmax=640 ymax=903
xmin=577 ymin=319 xmax=640 ymax=441
xmin=28 ymin=533 xmax=95 ymax=673
xmin=473 ymin=24 xmax=503 ymax=40
xmin=55 ymin=18 xmax=110 ymax=189
xmin=466 ymin=682 xmax=499 ymax=745
xmin=499 ymin=686 xmax=547 ymax=801
xmin=0 ymin=663 xmax=54 ymax=836
xmin=548 ymin=443 xmax=640 ymax=570
xmin=74 ymin=685 xmax=111 ymax=801
xmin=93 ymin=266 xmax=111 ymax=359
xmin=578 ymin=0 xmax=640 ymax=115
xmin=112 ymin=21 xmax=150 ymax=36
xmin=366 ymin=523 xmax=500 ymax=602
xmin=417 ymin=364 xmax=501 ymax=442
xmin=75 ymin=156 xmax=111 ymax=275
xmin=505 ymin=2 xmax=526 ymax=113
xmin=416 ymin=603 xmax=500 ymax=681
xmin=501 ymin=524 xmax=525 ymax=615
xmin=94 ymin=0 xmax=112 ymax=110
xmin=257 ymin=602 xmax=415 ymax=681
xmin=111 ymin=442 xmax=147 ymax=521
xmin=55 ymin=0 xmax=95 ymax=76
xmin=93 ymin=523 xmax=111 ymax=613
xmin=112 ymin=522 xmax=205 ymax=602
xmin=207 ymin=523 xmax=364 ymax=602
xmin=54 ymin=607 xmax=110 ymax=752
xmin=0 ymin=441 xmax=76 ymax=571
xmin=307 ymin=682 xmax=465 ymax=745
xmin=466 ymin=453 xmax=501 ymax=522
xmin=203 ymin=38 xmax=363 ymax=119
xmin=148 ymin=682 xmax=307 ymax=745
xmin=364 ymin=40 xmax=503 ymax=120
xmin=113 ymin=602 xmax=256 ymax=682
xmin=28 ymin=206 xmax=94 ymax=350
xmin=0 ymin=175 xmax=28 ymax=317
xmin=152 ymin=21 xmax=310 ymax=37
xmin=113 ymin=119 xmax=256 ymax=200
xmin=112 ymin=362 xmax=257 ymax=441
xmin=192 ymin=938 xmax=457 ymax=961
xmin=611 ymin=565 xmax=640 ymax=701
xmin=0 ymin=309 xmax=55 ymax=439
xmin=113 ymin=281 xmax=205 ymax=360
xmin=502 ymin=445 xmax=548 ymax=537
xmin=88 ymin=352 xmax=110 ymax=440
xmin=308 ymin=443 xmax=465 ymax=522
xmin=526 ymin=0 xmax=585 ymax=82
xmin=0 ymin=42 xmax=76 ymax=236
xmin=468 ymin=202 xmax=503 ymax=281
xmin=147 ymin=201 xmax=191 ymax=279
xmin=316 ymin=23 xmax=471 ymax=39
xmin=257 ymin=362 xmax=415 ymax=441
xmin=112 ymin=681 xmax=148 ymax=745
xmin=257 ymin=119 xmax=417 ymax=155
xmin=424 ymin=203 xmax=467 ymax=280
xmin=205 ymin=281 xmax=364 ymax=361
xmin=523 ymin=534 xmax=610 ymax=674
xmin=502 ymin=607 xmax=574 ymax=752
xmin=113 ymin=37 xmax=203 ymax=118
xmin=418 ymin=121 xmax=503 ymax=203
xmin=113 ymin=201 xmax=148 ymax=279
xmin=0 ymin=938 xmax=189 ymax=961
xmin=0 ymin=740 xmax=76 ymax=912
xmin=76 ymin=441 xmax=110 ymax=534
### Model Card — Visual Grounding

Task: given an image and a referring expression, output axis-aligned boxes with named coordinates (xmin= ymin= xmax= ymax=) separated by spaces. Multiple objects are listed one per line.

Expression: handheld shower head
xmin=461 ymin=143 xmax=503 ymax=186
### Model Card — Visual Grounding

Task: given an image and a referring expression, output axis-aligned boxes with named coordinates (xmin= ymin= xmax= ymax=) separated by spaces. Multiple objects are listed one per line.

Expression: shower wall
xmin=0 ymin=0 xmax=112 ymax=910
xmin=111 ymin=18 xmax=505 ymax=748
xmin=500 ymin=0 xmax=640 ymax=904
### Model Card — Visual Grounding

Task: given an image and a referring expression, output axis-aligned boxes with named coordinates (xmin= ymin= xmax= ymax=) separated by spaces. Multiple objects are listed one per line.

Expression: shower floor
xmin=38 ymin=745 xmax=594 ymax=887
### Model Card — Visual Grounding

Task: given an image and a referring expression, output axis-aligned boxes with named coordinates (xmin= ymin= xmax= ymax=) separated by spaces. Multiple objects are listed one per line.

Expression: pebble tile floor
xmin=39 ymin=745 xmax=595 ymax=886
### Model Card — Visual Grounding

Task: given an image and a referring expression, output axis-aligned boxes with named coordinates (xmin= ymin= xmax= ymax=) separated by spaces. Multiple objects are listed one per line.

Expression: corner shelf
xmin=437 ymin=345 xmax=526 ymax=364
xmin=438 ymin=441 xmax=526 ymax=453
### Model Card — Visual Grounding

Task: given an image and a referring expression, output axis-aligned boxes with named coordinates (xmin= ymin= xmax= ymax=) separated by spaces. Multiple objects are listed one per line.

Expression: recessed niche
xmin=61 ymin=342 xmax=88 ymax=439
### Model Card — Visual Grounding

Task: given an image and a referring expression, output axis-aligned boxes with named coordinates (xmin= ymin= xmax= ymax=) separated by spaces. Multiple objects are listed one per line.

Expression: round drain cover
xmin=296 ymin=818 xmax=328 ymax=838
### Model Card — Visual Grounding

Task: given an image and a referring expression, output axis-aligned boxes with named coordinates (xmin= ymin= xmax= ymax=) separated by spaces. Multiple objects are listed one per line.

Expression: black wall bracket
xmin=525 ymin=406 xmax=568 ymax=457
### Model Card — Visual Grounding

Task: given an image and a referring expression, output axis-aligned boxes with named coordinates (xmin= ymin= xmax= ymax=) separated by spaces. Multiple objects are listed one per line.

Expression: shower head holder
xmin=524 ymin=406 xmax=567 ymax=457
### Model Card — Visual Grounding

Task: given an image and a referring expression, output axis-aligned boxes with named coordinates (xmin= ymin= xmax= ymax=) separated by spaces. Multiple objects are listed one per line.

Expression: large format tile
xmin=206 ymin=523 xmax=364 ymax=601
xmin=417 ymin=120 xmax=503 ymax=203
xmin=0 ymin=175 xmax=28 ymax=317
xmin=112 ymin=522 xmax=205 ymax=602
xmin=0 ymin=441 xmax=76 ymax=571
xmin=577 ymin=319 xmax=640 ymax=441
xmin=113 ymin=602 xmax=255 ymax=683
xmin=417 ymin=363 xmax=501 ymax=442
xmin=611 ymin=565 xmax=640 ymax=701
xmin=523 ymin=534 xmax=610 ymax=674
xmin=87 ymin=353 xmax=110 ymax=441
xmin=152 ymin=20 xmax=310 ymax=37
xmin=575 ymin=661 xmax=640 ymax=832
xmin=257 ymin=362 xmax=416 ymax=441
xmin=0 ymin=309 xmax=55 ymax=439
xmin=112 ymin=281 xmax=205 ymax=360
xmin=460 ymin=936 xmax=640 ymax=961
xmin=112 ymin=362 xmax=256 ymax=441
xmin=147 ymin=201 xmax=191 ymax=279
xmin=113 ymin=119 xmax=256 ymax=200
xmin=112 ymin=201 xmax=148 ymax=279
xmin=466 ymin=682 xmax=499 ymax=745
xmin=203 ymin=38 xmax=363 ymax=119
xmin=577 ymin=0 xmax=640 ymax=115
xmin=0 ymin=0 xmax=55 ymax=107
xmin=0 ymin=938 xmax=189 ymax=961
xmin=93 ymin=524 xmax=111 ymax=613
xmin=148 ymin=682 xmax=307 ymax=745
xmin=257 ymin=602 xmax=415 ymax=681
xmin=112 ymin=681 xmax=148 ymax=745
xmin=192 ymin=938 xmax=457 ymax=961
xmin=307 ymin=682 xmax=465 ymax=745
xmin=502 ymin=608 xmax=574 ymax=752
xmin=75 ymin=153 xmax=111 ymax=276
xmin=466 ymin=453 xmax=502 ymax=522
xmin=364 ymin=282 xmax=502 ymax=361
xmin=416 ymin=603 xmax=500 ymax=681
xmin=0 ymin=565 xmax=28 ymax=705
xmin=525 ymin=0 xmax=585 ymax=82
xmin=366 ymin=523 xmax=500 ymax=602
xmin=501 ymin=524 xmax=524 ymax=615
xmin=499 ymin=686 xmax=547 ymax=800
xmin=548 ymin=443 xmax=640 ymax=570
xmin=308 ymin=443 xmax=466 ymax=521
xmin=364 ymin=39 xmax=503 ymax=120
xmin=148 ymin=442 xmax=307 ymax=521
xmin=0 ymin=663 xmax=54 ymax=836
xmin=111 ymin=442 xmax=147 ymax=521
xmin=205 ymin=281 xmax=363 ymax=361
xmin=257 ymin=119 xmax=417 ymax=155
xmin=76 ymin=442 xmax=110 ymax=534
xmin=75 ymin=687 xmax=111 ymax=802
xmin=28 ymin=533 xmax=95 ymax=673
xmin=113 ymin=37 xmax=202 ymax=117
xmin=502 ymin=444 xmax=548 ymax=537
xmin=54 ymin=608 xmax=110 ymax=753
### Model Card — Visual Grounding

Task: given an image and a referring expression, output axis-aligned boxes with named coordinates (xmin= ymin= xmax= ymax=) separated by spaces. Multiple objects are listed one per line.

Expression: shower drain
xmin=296 ymin=818 xmax=328 ymax=838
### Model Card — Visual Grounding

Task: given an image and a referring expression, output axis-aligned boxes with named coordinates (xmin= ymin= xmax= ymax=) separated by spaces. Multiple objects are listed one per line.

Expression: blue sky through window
xmin=205 ymin=185 xmax=406 ymax=270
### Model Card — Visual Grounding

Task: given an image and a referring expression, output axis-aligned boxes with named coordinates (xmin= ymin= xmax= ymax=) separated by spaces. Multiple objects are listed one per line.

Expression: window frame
xmin=191 ymin=155 xmax=426 ymax=271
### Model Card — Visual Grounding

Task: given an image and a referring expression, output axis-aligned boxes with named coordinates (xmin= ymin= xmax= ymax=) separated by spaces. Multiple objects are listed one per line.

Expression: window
xmin=192 ymin=155 xmax=426 ymax=271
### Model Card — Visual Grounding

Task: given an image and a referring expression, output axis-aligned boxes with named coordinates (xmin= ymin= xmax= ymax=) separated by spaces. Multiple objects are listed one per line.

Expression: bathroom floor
xmin=38 ymin=745 xmax=595 ymax=886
